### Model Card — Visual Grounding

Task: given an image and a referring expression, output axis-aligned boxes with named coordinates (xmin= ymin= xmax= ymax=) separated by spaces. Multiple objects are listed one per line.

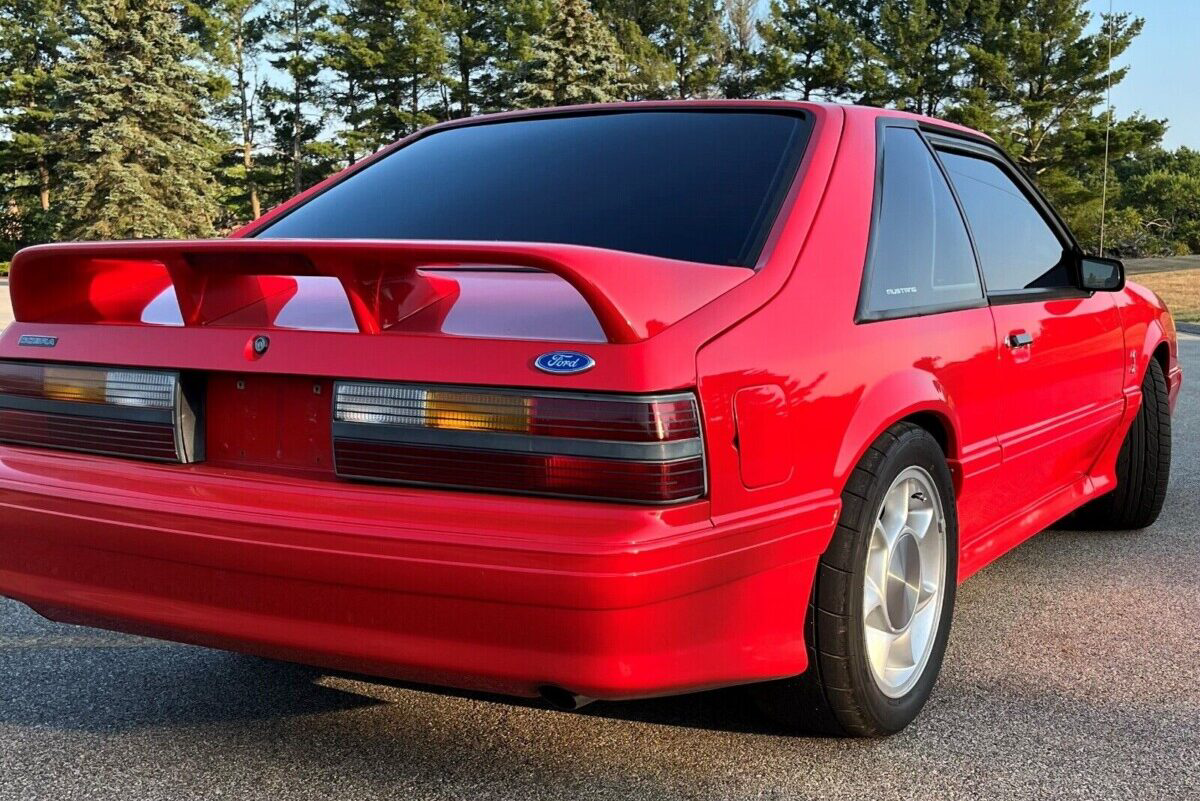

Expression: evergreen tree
xmin=659 ymin=0 xmax=725 ymax=98
xmin=0 ymin=0 xmax=68 ymax=213
xmin=188 ymin=0 xmax=269 ymax=222
xmin=954 ymin=1 xmax=1163 ymax=249
xmin=58 ymin=0 xmax=221 ymax=239
xmin=720 ymin=0 xmax=761 ymax=98
xmin=867 ymin=0 xmax=972 ymax=114
xmin=589 ymin=0 xmax=679 ymax=98
xmin=757 ymin=0 xmax=860 ymax=100
xmin=264 ymin=0 xmax=328 ymax=195
xmin=961 ymin=2 xmax=1144 ymax=175
xmin=516 ymin=0 xmax=631 ymax=107
xmin=442 ymin=0 xmax=497 ymax=118
xmin=0 ymin=0 xmax=70 ymax=256
xmin=476 ymin=0 xmax=551 ymax=111
xmin=324 ymin=0 xmax=446 ymax=155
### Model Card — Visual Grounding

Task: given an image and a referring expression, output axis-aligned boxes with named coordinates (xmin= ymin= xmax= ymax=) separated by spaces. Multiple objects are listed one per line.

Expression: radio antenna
xmin=1098 ymin=0 xmax=1115 ymax=256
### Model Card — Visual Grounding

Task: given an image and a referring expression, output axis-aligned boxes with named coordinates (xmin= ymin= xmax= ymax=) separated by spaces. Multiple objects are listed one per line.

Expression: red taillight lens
xmin=0 ymin=361 xmax=200 ymax=463
xmin=332 ymin=383 xmax=705 ymax=503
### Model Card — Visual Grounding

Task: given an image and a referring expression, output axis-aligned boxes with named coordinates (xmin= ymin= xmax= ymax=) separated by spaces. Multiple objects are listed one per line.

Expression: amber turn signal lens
xmin=424 ymin=390 xmax=530 ymax=433
xmin=43 ymin=366 xmax=108 ymax=403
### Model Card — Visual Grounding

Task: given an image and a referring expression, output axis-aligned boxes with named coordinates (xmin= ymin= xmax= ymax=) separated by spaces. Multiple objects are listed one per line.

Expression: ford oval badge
xmin=534 ymin=351 xmax=595 ymax=375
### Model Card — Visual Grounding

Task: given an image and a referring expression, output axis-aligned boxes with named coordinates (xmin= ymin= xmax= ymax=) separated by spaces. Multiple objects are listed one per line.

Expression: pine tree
xmin=443 ymin=0 xmax=496 ymax=117
xmin=720 ymin=0 xmax=761 ymax=98
xmin=264 ymin=0 xmax=328 ymax=195
xmin=757 ymin=0 xmax=861 ymax=100
xmin=589 ymin=0 xmax=678 ymax=98
xmin=953 ymin=1 xmax=1164 ymax=250
xmin=58 ymin=0 xmax=221 ymax=239
xmin=323 ymin=0 xmax=446 ymax=155
xmin=187 ymin=0 xmax=269 ymax=221
xmin=961 ymin=1 xmax=1144 ymax=175
xmin=0 ymin=0 xmax=68 ymax=213
xmin=516 ymin=0 xmax=631 ymax=107
xmin=476 ymin=0 xmax=551 ymax=111
xmin=659 ymin=0 xmax=725 ymax=98
xmin=867 ymin=0 xmax=972 ymax=114
xmin=0 ymin=0 xmax=69 ymax=256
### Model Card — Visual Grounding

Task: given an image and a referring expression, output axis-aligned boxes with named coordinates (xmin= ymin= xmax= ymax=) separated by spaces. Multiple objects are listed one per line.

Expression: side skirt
xmin=957 ymin=474 xmax=1104 ymax=581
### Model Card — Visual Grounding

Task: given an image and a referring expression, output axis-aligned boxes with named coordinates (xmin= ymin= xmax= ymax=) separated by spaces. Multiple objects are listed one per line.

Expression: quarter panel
xmin=697 ymin=108 xmax=1002 ymax=552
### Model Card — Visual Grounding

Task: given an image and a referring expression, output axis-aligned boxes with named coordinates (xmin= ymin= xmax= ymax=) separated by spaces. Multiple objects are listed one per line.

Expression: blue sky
xmin=1089 ymin=0 xmax=1200 ymax=149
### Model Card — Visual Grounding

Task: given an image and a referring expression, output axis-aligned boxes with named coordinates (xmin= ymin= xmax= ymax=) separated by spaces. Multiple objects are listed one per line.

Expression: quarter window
xmin=938 ymin=151 xmax=1069 ymax=293
xmin=862 ymin=127 xmax=982 ymax=316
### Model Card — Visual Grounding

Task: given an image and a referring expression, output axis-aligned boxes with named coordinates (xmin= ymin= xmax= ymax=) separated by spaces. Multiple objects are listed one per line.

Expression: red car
xmin=0 ymin=102 xmax=1182 ymax=736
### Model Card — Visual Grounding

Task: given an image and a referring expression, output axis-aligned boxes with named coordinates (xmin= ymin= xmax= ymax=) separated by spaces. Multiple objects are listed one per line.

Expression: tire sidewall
xmin=844 ymin=432 xmax=959 ymax=733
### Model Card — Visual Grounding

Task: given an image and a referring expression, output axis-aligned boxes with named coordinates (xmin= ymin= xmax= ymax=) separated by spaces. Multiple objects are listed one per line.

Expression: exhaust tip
xmin=538 ymin=685 xmax=594 ymax=711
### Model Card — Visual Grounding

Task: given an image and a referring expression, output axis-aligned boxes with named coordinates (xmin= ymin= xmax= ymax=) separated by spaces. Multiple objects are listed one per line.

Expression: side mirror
xmin=1078 ymin=254 xmax=1125 ymax=292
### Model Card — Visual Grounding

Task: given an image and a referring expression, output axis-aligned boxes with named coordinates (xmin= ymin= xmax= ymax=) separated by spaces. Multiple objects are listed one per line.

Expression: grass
xmin=0 ymin=262 xmax=8 ymax=277
xmin=1133 ymin=268 xmax=1200 ymax=323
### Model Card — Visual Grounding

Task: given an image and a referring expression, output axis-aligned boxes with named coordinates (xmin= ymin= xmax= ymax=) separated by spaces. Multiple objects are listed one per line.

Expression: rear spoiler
xmin=8 ymin=240 xmax=750 ymax=344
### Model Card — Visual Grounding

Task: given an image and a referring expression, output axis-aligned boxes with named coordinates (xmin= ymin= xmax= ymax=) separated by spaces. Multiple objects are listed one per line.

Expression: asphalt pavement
xmin=1125 ymin=254 xmax=1200 ymax=274
xmin=0 ymin=324 xmax=1197 ymax=799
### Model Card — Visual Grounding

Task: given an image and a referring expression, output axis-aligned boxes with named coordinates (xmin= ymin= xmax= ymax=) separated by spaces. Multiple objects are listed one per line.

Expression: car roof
xmin=431 ymin=99 xmax=992 ymax=144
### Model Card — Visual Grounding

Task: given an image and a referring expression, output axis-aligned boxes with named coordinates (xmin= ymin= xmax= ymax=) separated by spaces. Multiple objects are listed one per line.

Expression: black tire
xmin=1068 ymin=359 xmax=1171 ymax=530
xmin=749 ymin=422 xmax=958 ymax=737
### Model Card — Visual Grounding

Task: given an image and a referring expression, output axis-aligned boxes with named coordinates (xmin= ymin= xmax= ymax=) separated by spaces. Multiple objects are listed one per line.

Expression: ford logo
xmin=534 ymin=351 xmax=596 ymax=375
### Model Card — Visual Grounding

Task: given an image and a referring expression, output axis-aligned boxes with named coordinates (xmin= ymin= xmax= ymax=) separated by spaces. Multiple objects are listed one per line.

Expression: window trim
xmin=855 ymin=118 xmax=989 ymax=324
xmin=923 ymin=131 xmax=1091 ymax=304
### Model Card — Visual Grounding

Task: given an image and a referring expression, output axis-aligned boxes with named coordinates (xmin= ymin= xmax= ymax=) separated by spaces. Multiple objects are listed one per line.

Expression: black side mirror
xmin=1078 ymin=255 xmax=1125 ymax=292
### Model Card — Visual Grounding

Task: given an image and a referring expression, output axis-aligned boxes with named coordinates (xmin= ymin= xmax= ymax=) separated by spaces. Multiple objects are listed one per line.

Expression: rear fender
xmin=834 ymin=369 xmax=961 ymax=492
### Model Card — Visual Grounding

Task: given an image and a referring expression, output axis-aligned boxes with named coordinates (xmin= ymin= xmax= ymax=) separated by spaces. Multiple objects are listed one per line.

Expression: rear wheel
xmin=1068 ymin=359 xmax=1171 ymax=530
xmin=750 ymin=422 xmax=957 ymax=736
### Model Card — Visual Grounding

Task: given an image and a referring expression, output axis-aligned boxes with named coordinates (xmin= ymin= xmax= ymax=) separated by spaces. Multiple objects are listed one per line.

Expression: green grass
xmin=0 ymin=262 xmax=8 ymax=277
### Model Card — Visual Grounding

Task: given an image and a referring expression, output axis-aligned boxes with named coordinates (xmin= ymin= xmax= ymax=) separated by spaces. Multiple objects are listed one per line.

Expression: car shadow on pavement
xmin=0 ymin=634 xmax=386 ymax=732
xmin=0 ymin=601 xmax=780 ymax=737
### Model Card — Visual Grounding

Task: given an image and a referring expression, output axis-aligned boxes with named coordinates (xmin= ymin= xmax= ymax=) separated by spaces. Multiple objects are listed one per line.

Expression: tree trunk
xmin=457 ymin=30 xmax=470 ymax=117
xmin=235 ymin=25 xmax=261 ymax=219
xmin=292 ymin=3 xmax=303 ymax=195
xmin=37 ymin=154 xmax=50 ymax=211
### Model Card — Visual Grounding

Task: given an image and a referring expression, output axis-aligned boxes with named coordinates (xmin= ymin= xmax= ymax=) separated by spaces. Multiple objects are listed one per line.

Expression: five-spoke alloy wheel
xmin=862 ymin=467 xmax=946 ymax=699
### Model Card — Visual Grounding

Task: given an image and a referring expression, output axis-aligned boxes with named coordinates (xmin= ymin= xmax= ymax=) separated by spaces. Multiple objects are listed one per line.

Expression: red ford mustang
xmin=0 ymin=102 xmax=1182 ymax=736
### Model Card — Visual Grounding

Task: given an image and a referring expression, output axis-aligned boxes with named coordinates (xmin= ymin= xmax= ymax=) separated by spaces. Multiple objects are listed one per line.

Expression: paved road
xmin=0 ymin=284 xmax=10 ymax=329
xmin=1126 ymin=254 xmax=1200 ymax=274
xmin=1 ymin=337 xmax=1197 ymax=800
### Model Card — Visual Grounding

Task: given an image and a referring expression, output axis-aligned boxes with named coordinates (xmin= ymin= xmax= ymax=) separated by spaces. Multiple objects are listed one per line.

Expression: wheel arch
xmin=1152 ymin=339 xmax=1170 ymax=377
xmin=833 ymin=369 xmax=962 ymax=495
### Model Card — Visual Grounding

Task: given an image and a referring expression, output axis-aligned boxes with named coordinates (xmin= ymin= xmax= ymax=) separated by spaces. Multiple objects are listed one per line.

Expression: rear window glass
xmin=256 ymin=111 xmax=811 ymax=267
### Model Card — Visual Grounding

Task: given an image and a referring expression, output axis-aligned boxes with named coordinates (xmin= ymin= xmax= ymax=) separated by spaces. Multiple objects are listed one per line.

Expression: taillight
xmin=332 ymin=383 xmax=705 ymax=503
xmin=0 ymin=361 xmax=201 ymax=462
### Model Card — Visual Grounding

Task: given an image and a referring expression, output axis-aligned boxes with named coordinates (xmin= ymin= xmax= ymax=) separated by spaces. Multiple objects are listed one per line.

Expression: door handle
xmin=1006 ymin=331 xmax=1033 ymax=348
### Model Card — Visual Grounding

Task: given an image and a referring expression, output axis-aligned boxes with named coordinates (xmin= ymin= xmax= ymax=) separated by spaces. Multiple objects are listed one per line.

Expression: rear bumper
xmin=0 ymin=446 xmax=836 ymax=700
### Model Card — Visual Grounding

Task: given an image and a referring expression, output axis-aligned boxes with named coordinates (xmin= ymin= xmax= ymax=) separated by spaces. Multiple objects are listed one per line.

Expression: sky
xmin=1089 ymin=0 xmax=1200 ymax=149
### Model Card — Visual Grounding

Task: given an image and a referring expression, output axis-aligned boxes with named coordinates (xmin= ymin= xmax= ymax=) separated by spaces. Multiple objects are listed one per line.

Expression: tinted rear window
xmin=256 ymin=111 xmax=811 ymax=267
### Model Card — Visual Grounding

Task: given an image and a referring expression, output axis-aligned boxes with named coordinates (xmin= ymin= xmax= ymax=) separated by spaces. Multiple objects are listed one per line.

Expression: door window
xmin=861 ymin=127 xmax=982 ymax=317
xmin=938 ymin=151 xmax=1069 ymax=293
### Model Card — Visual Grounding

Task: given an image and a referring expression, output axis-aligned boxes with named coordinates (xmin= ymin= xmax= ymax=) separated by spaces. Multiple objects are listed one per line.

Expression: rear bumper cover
xmin=0 ymin=447 xmax=836 ymax=700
